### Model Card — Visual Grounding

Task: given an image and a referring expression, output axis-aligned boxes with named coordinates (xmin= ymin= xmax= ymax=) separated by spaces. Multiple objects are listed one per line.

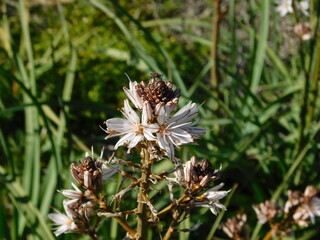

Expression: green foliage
xmin=0 ymin=0 xmax=320 ymax=239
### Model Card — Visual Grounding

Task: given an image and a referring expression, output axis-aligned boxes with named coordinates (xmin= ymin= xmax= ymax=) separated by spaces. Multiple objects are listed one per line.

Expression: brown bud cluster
xmin=253 ymin=186 xmax=320 ymax=238
xmin=294 ymin=23 xmax=312 ymax=41
xmin=186 ymin=157 xmax=221 ymax=189
xmin=71 ymin=157 xmax=103 ymax=192
xmin=286 ymin=186 xmax=320 ymax=227
xmin=222 ymin=213 xmax=248 ymax=240
xmin=135 ymin=73 xmax=180 ymax=109
xmin=253 ymin=200 xmax=279 ymax=224
xmin=67 ymin=198 xmax=96 ymax=222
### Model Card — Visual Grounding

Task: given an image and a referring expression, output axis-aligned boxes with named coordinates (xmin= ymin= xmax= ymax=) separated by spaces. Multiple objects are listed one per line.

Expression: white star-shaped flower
xmin=104 ymin=99 xmax=158 ymax=152
xmin=276 ymin=0 xmax=293 ymax=16
xmin=194 ymin=183 xmax=230 ymax=215
xmin=48 ymin=204 xmax=77 ymax=236
xmin=299 ymin=0 xmax=309 ymax=16
xmin=155 ymin=102 xmax=206 ymax=159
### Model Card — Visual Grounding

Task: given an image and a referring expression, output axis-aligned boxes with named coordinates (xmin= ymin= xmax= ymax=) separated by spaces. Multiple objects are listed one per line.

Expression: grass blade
xmin=250 ymin=0 xmax=270 ymax=93
xmin=0 ymin=166 xmax=54 ymax=240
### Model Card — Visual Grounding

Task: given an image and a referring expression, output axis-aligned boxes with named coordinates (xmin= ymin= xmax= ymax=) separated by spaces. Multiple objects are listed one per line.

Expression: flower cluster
xmin=48 ymin=73 xmax=229 ymax=240
xmin=253 ymin=185 xmax=320 ymax=237
xmin=276 ymin=0 xmax=309 ymax=17
xmin=276 ymin=0 xmax=312 ymax=41
xmin=170 ymin=156 xmax=230 ymax=215
xmin=104 ymin=73 xmax=206 ymax=159
xmin=48 ymin=151 xmax=118 ymax=237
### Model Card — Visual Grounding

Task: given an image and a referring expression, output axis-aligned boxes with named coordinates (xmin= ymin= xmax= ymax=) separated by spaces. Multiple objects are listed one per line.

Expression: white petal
xmin=170 ymin=128 xmax=193 ymax=143
xmin=101 ymin=164 xmax=120 ymax=180
xmin=123 ymin=99 xmax=140 ymax=124
xmin=71 ymin=182 xmax=81 ymax=193
xmin=209 ymin=206 xmax=218 ymax=215
xmin=168 ymin=135 xmax=181 ymax=148
xmin=205 ymin=183 xmax=225 ymax=192
xmin=157 ymin=133 xmax=174 ymax=158
xmin=106 ymin=118 xmax=132 ymax=132
xmin=167 ymin=142 xmax=175 ymax=159
xmin=144 ymin=129 xmax=157 ymax=141
xmin=53 ymin=225 xmax=70 ymax=236
xmin=114 ymin=132 xmax=135 ymax=149
xmin=59 ymin=189 xmax=82 ymax=199
xmin=184 ymin=160 xmax=193 ymax=183
xmin=127 ymin=134 xmax=144 ymax=149
xmin=142 ymin=102 xmax=153 ymax=124
xmin=144 ymin=123 xmax=159 ymax=133
xmin=63 ymin=198 xmax=79 ymax=206
xmin=123 ymin=81 xmax=143 ymax=109
xmin=184 ymin=126 xmax=206 ymax=136
xmin=157 ymin=133 xmax=166 ymax=150
xmin=205 ymin=190 xmax=230 ymax=202
xmin=48 ymin=212 xmax=69 ymax=225
xmin=157 ymin=106 xmax=166 ymax=125
xmin=169 ymin=102 xmax=198 ymax=125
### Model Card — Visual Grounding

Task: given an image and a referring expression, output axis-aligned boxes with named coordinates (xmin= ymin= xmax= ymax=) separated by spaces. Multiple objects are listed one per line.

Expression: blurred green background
xmin=1 ymin=0 xmax=320 ymax=239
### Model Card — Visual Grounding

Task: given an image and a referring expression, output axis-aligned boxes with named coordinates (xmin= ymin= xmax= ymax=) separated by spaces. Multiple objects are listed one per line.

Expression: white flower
xmin=194 ymin=183 xmax=229 ymax=215
xmin=276 ymin=0 xmax=293 ymax=16
xmin=48 ymin=204 xmax=77 ymax=236
xmin=123 ymin=80 xmax=144 ymax=110
xmin=203 ymin=183 xmax=230 ymax=202
xmin=299 ymin=0 xmax=309 ymax=16
xmin=104 ymin=99 xmax=159 ymax=152
xmin=155 ymin=102 xmax=206 ymax=159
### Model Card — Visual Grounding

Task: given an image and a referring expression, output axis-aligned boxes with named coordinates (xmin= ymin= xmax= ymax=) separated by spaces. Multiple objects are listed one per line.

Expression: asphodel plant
xmin=48 ymin=73 xmax=229 ymax=240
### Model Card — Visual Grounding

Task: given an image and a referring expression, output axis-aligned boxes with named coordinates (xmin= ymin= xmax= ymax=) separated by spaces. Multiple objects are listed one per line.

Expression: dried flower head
xmin=184 ymin=156 xmax=220 ymax=189
xmin=298 ymin=186 xmax=320 ymax=225
xmin=66 ymin=198 xmax=96 ymax=221
xmin=124 ymin=73 xmax=180 ymax=111
xmin=222 ymin=213 xmax=247 ymax=240
xmin=284 ymin=190 xmax=304 ymax=213
xmin=70 ymin=156 xmax=103 ymax=192
xmin=294 ymin=23 xmax=312 ymax=41
xmin=253 ymin=200 xmax=279 ymax=224
xmin=292 ymin=205 xmax=310 ymax=227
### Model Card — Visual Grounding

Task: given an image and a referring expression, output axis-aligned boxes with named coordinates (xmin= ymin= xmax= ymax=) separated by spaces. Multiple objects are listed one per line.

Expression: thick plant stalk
xmin=136 ymin=148 xmax=151 ymax=239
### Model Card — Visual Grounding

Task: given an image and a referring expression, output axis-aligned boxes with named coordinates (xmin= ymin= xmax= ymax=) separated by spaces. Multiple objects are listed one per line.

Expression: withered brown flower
xmin=123 ymin=73 xmax=180 ymax=111
xmin=70 ymin=156 xmax=103 ymax=192
xmin=222 ymin=213 xmax=248 ymax=240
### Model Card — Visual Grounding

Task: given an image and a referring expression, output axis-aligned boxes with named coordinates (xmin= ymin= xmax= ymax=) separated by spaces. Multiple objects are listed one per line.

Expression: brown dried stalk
xmin=136 ymin=148 xmax=152 ymax=239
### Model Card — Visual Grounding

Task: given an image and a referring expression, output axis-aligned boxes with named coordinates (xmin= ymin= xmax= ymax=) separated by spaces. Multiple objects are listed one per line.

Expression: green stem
xmin=210 ymin=0 xmax=220 ymax=91
xmin=306 ymin=25 xmax=320 ymax=129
